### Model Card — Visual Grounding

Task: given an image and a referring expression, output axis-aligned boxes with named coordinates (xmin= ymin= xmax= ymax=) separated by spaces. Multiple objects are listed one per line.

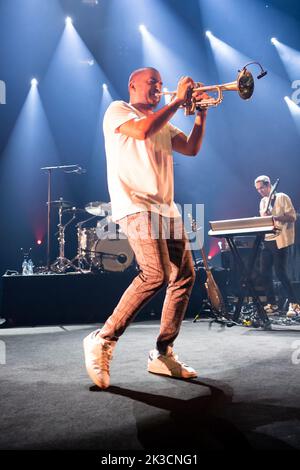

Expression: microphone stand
xmin=45 ymin=168 xmax=52 ymax=270
xmin=41 ymin=164 xmax=86 ymax=271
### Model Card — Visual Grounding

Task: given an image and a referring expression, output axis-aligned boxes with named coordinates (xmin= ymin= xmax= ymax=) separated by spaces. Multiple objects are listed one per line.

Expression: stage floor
xmin=0 ymin=319 xmax=300 ymax=451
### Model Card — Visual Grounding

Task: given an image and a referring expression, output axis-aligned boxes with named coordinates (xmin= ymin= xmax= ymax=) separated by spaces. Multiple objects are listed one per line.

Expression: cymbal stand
xmin=41 ymin=164 xmax=86 ymax=270
xmin=45 ymin=167 xmax=52 ymax=270
xmin=50 ymin=201 xmax=79 ymax=273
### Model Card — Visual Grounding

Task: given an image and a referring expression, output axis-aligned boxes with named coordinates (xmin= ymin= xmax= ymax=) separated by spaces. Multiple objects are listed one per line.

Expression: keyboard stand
xmin=213 ymin=232 xmax=271 ymax=329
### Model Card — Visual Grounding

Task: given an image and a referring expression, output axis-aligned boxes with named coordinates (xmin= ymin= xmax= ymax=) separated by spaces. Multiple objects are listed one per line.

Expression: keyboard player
xmin=254 ymin=175 xmax=299 ymax=317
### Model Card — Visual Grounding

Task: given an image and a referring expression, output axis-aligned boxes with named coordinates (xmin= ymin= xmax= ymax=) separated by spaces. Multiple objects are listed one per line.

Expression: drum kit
xmin=48 ymin=198 xmax=134 ymax=274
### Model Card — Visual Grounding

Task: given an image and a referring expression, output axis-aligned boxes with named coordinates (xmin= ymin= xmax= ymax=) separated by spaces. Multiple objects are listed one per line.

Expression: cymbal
xmin=48 ymin=200 xmax=72 ymax=208
xmin=63 ymin=207 xmax=86 ymax=213
xmin=85 ymin=201 xmax=112 ymax=216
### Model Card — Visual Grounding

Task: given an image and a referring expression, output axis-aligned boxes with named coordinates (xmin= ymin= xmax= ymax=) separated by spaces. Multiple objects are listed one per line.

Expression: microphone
xmin=75 ymin=166 xmax=87 ymax=174
xmin=257 ymin=70 xmax=267 ymax=79
xmin=40 ymin=164 xmax=87 ymax=174
xmin=241 ymin=62 xmax=268 ymax=80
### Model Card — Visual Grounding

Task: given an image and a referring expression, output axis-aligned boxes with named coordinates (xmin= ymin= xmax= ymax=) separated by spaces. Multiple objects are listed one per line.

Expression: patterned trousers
xmin=99 ymin=211 xmax=196 ymax=353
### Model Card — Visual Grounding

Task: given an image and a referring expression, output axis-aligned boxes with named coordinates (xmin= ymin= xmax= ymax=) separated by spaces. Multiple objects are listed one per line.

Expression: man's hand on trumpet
xmin=173 ymin=77 xmax=210 ymax=114
xmin=174 ymin=76 xmax=195 ymax=106
xmin=192 ymin=84 xmax=210 ymax=112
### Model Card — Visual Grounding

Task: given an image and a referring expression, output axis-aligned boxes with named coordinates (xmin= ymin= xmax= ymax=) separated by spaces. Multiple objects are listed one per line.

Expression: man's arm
xmin=274 ymin=214 xmax=295 ymax=223
xmin=116 ymin=99 xmax=183 ymax=140
xmin=116 ymin=76 xmax=194 ymax=140
xmin=171 ymin=110 xmax=207 ymax=156
xmin=273 ymin=194 xmax=296 ymax=223
xmin=262 ymin=194 xmax=297 ymax=222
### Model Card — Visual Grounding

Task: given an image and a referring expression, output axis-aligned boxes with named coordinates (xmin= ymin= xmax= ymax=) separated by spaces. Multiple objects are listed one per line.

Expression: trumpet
xmin=156 ymin=63 xmax=267 ymax=115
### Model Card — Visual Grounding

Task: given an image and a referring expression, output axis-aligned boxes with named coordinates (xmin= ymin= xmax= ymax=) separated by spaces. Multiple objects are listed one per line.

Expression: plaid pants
xmin=99 ymin=211 xmax=195 ymax=353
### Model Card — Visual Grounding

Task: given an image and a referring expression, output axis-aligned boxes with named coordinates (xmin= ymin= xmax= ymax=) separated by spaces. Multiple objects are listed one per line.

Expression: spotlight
xmin=65 ymin=16 xmax=73 ymax=25
xmin=36 ymin=239 xmax=42 ymax=245
xmin=102 ymin=83 xmax=108 ymax=90
xmin=139 ymin=24 xmax=147 ymax=33
xmin=205 ymin=30 xmax=212 ymax=38
xmin=31 ymin=78 xmax=38 ymax=86
xmin=271 ymin=37 xmax=278 ymax=45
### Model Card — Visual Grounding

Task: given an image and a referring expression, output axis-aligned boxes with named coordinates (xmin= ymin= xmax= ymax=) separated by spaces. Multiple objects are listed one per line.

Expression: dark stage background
xmin=0 ymin=0 xmax=300 ymax=309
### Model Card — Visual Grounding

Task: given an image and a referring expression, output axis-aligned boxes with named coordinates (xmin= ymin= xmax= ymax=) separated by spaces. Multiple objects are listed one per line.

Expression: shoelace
xmin=99 ymin=344 xmax=113 ymax=371
xmin=166 ymin=350 xmax=189 ymax=368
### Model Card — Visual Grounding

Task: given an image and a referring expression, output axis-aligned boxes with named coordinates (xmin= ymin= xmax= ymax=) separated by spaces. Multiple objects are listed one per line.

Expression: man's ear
xmin=129 ymin=80 xmax=135 ymax=92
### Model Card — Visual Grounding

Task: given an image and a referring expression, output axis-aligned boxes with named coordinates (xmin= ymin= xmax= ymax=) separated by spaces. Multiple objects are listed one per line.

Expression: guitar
xmin=189 ymin=215 xmax=227 ymax=317
xmin=265 ymin=178 xmax=279 ymax=215
xmin=264 ymin=178 xmax=280 ymax=240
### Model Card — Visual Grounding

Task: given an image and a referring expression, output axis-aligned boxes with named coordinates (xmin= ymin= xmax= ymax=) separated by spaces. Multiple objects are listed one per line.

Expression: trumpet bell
xmin=236 ymin=68 xmax=254 ymax=100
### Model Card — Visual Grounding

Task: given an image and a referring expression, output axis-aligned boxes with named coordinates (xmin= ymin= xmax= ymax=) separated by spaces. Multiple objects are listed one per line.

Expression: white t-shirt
xmin=260 ymin=192 xmax=296 ymax=249
xmin=103 ymin=100 xmax=182 ymax=222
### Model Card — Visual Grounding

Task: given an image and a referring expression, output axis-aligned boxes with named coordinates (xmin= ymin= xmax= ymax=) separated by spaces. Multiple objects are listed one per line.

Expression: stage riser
xmin=0 ymin=268 xmax=229 ymax=327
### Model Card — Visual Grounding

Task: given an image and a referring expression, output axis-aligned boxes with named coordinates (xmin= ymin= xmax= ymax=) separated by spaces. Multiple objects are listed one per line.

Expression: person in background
xmin=254 ymin=175 xmax=300 ymax=317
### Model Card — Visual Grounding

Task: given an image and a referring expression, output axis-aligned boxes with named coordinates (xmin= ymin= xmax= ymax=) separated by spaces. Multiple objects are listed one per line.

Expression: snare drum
xmin=78 ymin=227 xmax=98 ymax=262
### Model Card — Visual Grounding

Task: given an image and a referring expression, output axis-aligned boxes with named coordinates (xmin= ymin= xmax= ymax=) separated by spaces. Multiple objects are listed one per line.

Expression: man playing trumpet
xmin=83 ymin=67 xmax=209 ymax=389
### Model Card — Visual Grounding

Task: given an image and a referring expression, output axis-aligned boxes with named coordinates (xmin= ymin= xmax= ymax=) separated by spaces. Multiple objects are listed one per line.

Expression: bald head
xmin=127 ymin=67 xmax=162 ymax=108
xmin=128 ymin=67 xmax=160 ymax=90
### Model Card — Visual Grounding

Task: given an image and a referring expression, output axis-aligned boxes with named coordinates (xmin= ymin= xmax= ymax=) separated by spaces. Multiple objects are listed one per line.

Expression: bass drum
xmin=92 ymin=232 xmax=134 ymax=272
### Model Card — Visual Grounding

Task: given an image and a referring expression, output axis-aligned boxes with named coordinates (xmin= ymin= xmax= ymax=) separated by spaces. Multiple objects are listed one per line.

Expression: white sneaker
xmin=148 ymin=347 xmax=197 ymax=379
xmin=264 ymin=304 xmax=279 ymax=315
xmin=83 ymin=330 xmax=116 ymax=389
xmin=287 ymin=303 xmax=300 ymax=318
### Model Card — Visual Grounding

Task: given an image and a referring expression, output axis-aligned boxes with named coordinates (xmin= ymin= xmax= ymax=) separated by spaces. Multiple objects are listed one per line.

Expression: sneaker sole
xmin=148 ymin=370 xmax=198 ymax=379
xmin=147 ymin=364 xmax=197 ymax=379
